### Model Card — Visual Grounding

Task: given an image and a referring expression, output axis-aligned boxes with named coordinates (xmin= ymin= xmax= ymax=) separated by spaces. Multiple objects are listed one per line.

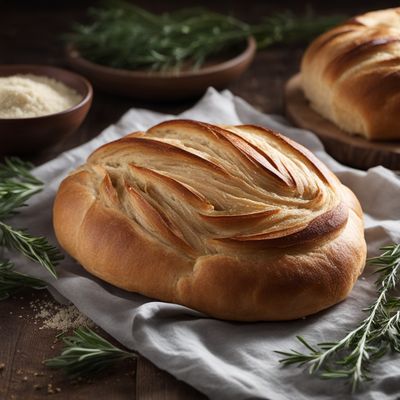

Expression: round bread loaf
xmin=53 ymin=120 xmax=366 ymax=321
xmin=301 ymin=8 xmax=400 ymax=141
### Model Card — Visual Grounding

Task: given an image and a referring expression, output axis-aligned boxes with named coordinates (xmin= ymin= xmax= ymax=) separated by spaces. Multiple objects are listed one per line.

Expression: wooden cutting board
xmin=284 ymin=73 xmax=400 ymax=170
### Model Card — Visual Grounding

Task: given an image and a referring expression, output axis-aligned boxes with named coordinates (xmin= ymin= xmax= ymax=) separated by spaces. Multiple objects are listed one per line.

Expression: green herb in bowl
xmin=67 ymin=2 xmax=344 ymax=72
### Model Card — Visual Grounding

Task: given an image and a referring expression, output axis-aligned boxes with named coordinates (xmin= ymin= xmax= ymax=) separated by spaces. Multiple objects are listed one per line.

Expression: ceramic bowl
xmin=66 ymin=37 xmax=256 ymax=100
xmin=0 ymin=64 xmax=93 ymax=156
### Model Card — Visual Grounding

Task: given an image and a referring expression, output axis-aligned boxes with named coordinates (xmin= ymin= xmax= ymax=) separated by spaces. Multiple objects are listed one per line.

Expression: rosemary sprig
xmin=0 ymin=260 xmax=47 ymax=300
xmin=0 ymin=222 xmax=61 ymax=278
xmin=0 ymin=157 xmax=61 ymax=296
xmin=0 ymin=157 xmax=43 ymax=218
xmin=68 ymin=2 xmax=343 ymax=71
xmin=45 ymin=327 xmax=136 ymax=376
xmin=276 ymin=244 xmax=400 ymax=392
xmin=0 ymin=157 xmax=39 ymax=181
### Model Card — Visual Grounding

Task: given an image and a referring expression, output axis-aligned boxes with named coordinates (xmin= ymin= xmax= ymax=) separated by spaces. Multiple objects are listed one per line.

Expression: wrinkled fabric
xmin=10 ymin=88 xmax=400 ymax=399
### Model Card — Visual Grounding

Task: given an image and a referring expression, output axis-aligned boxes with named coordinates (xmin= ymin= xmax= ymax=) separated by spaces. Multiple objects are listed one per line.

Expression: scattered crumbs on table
xmin=47 ymin=383 xmax=55 ymax=394
xmin=29 ymin=297 xmax=94 ymax=331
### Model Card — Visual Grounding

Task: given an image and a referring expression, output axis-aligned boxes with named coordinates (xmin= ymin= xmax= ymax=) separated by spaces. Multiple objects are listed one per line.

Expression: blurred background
xmin=5 ymin=1 xmax=399 ymax=68
xmin=2 ymin=0 xmax=399 ymax=160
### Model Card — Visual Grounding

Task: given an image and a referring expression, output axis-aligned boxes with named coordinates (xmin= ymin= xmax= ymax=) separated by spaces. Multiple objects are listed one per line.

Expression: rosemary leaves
xmin=0 ymin=222 xmax=61 ymax=278
xmin=0 ymin=261 xmax=46 ymax=300
xmin=0 ymin=157 xmax=43 ymax=218
xmin=276 ymin=244 xmax=400 ymax=391
xmin=0 ymin=157 xmax=62 ymax=298
xmin=68 ymin=2 xmax=343 ymax=71
xmin=45 ymin=327 xmax=136 ymax=376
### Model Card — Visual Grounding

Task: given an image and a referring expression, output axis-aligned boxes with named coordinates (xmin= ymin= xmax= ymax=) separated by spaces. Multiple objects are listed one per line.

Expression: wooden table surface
xmin=1 ymin=1 xmax=398 ymax=399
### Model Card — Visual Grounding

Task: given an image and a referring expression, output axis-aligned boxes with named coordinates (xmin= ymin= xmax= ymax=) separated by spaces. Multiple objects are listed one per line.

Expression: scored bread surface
xmin=53 ymin=120 xmax=366 ymax=321
xmin=301 ymin=7 xmax=400 ymax=140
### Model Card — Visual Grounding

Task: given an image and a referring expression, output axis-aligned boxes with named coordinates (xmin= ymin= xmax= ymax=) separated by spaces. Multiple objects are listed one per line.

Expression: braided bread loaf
xmin=301 ymin=8 xmax=400 ymax=141
xmin=53 ymin=120 xmax=366 ymax=321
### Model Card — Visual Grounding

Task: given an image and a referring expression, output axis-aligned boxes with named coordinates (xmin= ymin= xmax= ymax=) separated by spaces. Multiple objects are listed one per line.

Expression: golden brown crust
xmin=301 ymin=8 xmax=400 ymax=141
xmin=53 ymin=120 xmax=366 ymax=321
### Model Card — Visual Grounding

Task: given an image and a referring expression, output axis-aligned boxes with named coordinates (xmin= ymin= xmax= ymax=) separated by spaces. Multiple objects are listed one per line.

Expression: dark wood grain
xmin=0 ymin=290 xmax=138 ymax=400
xmin=1 ymin=1 xmax=399 ymax=399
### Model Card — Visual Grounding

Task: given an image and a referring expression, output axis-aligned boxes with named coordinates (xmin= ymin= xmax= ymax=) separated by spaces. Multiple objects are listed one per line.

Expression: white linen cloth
xmin=10 ymin=88 xmax=400 ymax=399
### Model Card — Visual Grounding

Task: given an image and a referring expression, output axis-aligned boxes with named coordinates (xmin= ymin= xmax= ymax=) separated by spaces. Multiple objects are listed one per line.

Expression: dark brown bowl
xmin=66 ymin=37 xmax=256 ymax=101
xmin=0 ymin=65 xmax=93 ymax=157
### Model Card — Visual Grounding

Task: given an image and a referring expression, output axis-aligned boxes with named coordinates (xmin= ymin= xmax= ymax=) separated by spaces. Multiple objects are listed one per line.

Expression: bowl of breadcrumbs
xmin=0 ymin=64 xmax=92 ymax=156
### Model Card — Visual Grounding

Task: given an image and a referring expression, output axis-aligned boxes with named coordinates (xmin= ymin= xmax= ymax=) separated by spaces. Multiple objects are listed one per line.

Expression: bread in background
xmin=301 ymin=8 xmax=400 ymax=141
